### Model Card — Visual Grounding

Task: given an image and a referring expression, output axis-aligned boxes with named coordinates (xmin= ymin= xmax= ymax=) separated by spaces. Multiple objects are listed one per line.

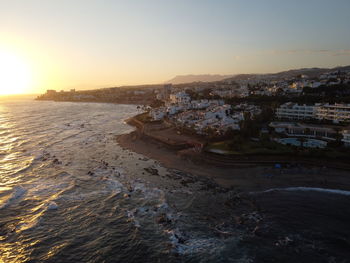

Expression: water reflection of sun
xmin=0 ymin=50 xmax=33 ymax=95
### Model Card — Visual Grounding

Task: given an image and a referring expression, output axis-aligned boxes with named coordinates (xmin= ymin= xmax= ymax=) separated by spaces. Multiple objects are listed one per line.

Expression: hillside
xmin=166 ymin=74 xmax=233 ymax=84
xmin=223 ymin=65 xmax=350 ymax=82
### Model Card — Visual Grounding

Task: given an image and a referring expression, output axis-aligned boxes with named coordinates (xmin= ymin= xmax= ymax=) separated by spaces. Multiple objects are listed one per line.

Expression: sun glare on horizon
xmin=0 ymin=50 xmax=33 ymax=95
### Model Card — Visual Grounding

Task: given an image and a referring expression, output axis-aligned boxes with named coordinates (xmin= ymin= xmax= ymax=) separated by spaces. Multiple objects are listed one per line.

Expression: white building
xmin=316 ymin=103 xmax=350 ymax=123
xmin=311 ymin=81 xmax=322 ymax=88
xmin=269 ymin=122 xmax=337 ymax=140
xmin=233 ymin=103 xmax=261 ymax=117
xmin=166 ymin=104 xmax=185 ymax=115
xmin=276 ymin=102 xmax=350 ymax=123
xmin=150 ymin=108 xmax=166 ymax=120
xmin=169 ymin=92 xmax=191 ymax=104
xmin=342 ymin=130 xmax=350 ymax=147
xmin=276 ymin=103 xmax=316 ymax=120
xmin=275 ymin=138 xmax=327 ymax=148
xmin=190 ymin=99 xmax=210 ymax=109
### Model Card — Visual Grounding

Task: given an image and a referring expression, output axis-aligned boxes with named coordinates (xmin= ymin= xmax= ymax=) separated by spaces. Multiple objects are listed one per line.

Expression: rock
xmin=126 ymin=184 xmax=133 ymax=192
xmin=275 ymin=236 xmax=294 ymax=247
xmin=144 ymin=167 xmax=159 ymax=176
xmin=52 ymin=158 xmax=62 ymax=165
xmin=156 ymin=213 xmax=172 ymax=224
xmin=180 ymin=178 xmax=196 ymax=187
xmin=252 ymin=225 xmax=268 ymax=237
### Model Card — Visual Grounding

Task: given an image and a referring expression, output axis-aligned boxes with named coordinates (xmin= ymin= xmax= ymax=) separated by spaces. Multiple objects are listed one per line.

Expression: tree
xmin=298 ymin=137 xmax=306 ymax=148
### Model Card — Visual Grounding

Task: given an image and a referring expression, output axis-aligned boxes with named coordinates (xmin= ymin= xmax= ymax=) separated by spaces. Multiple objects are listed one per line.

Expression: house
xmin=191 ymin=99 xmax=210 ymax=109
xmin=150 ymin=108 xmax=166 ymax=120
xmin=169 ymin=92 xmax=191 ymax=104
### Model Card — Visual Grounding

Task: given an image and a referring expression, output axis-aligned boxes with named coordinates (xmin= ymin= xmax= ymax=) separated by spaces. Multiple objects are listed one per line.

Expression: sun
xmin=0 ymin=50 xmax=33 ymax=95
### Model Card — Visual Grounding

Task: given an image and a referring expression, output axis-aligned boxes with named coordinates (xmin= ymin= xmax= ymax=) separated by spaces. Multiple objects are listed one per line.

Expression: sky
xmin=0 ymin=0 xmax=350 ymax=94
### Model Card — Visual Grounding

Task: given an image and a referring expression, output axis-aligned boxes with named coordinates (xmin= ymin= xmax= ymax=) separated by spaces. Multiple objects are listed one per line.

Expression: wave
xmin=0 ymin=186 xmax=27 ymax=209
xmin=16 ymin=201 xmax=59 ymax=232
xmin=255 ymin=187 xmax=350 ymax=196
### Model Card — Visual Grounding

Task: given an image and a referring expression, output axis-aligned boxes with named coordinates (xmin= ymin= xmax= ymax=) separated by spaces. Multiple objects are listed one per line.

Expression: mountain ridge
xmin=165 ymin=66 xmax=350 ymax=85
xmin=165 ymin=74 xmax=234 ymax=84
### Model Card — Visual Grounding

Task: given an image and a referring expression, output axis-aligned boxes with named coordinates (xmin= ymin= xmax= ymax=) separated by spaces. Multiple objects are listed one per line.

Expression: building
xmin=156 ymin=84 xmax=172 ymax=100
xmin=150 ymin=108 xmax=166 ymax=121
xmin=276 ymin=103 xmax=316 ymax=120
xmin=164 ymin=84 xmax=172 ymax=98
xmin=46 ymin=90 xmax=57 ymax=95
xmin=342 ymin=130 xmax=350 ymax=147
xmin=316 ymin=103 xmax=350 ymax=123
xmin=275 ymin=138 xmax=327 ymax=148
xmin=276 ymin=102 xmax=350 ymax=123
xmin=269 ymin=122 xmax=337 ymax=140
xmin=169 ymin=92 xmax=191 ymax=104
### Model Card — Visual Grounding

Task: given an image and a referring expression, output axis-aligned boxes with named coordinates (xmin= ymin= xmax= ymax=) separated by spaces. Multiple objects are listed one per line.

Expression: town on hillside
xmin=37 ymin=66 xmax=350 ymax=159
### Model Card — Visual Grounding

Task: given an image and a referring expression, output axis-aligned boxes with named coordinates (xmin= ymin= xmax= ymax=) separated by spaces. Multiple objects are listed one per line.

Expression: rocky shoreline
xmin=115 ymin=119 xmax=350 ymax=262
xmin=116 ymin=129 xmax=350 ymax=193
xmin=125 ymin=116 xmax=350 ymax=170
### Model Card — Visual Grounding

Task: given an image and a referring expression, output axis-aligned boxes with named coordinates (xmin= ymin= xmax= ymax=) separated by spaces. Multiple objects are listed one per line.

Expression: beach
xmin=116 ymin=125 xmax=350 ymax=262
xmin=116 ymin=130 xmax=350 ymax=193
xmin=1 ymin=99 xmax=349 ymax=262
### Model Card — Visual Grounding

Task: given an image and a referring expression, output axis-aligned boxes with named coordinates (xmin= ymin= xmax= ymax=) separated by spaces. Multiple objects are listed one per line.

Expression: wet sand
xmin=116 ymin=131 xmax=350 ymax=193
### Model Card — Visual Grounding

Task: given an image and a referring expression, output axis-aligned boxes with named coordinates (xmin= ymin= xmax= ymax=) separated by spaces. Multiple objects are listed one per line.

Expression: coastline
xmin=116 ymin=127 xmax=350 ymax=193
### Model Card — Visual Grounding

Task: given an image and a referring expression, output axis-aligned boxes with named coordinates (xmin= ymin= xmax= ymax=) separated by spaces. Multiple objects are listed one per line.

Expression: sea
xmin=1 ymin=97 xmax=350 ymax=263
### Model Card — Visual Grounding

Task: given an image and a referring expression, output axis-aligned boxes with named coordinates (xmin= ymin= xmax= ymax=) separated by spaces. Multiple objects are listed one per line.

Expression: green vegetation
xmin=206 ymin=136 xmax=350 ymax=160
xmin=303 ymin=83 xmax=350 ymax=100
xmin=205 ymin=138 xmax=293 ymax=155
xmin=226 ymin=83 xmax=350 ymax=107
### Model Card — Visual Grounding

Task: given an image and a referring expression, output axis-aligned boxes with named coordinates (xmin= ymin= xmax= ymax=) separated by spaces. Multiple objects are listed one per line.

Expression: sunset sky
xmin=1 ymin=0 xmax=350 ymax=94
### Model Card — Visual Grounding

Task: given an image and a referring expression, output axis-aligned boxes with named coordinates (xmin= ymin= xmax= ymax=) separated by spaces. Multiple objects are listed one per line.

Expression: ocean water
xmin=0 ymin=98 xmax=252 ymax=263
xmin=1 ymin=98 xmax=350 ymax=263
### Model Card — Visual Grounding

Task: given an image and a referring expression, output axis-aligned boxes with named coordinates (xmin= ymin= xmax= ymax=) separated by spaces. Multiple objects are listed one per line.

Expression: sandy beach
xmin=116 ymin=130 xmax=350 ymax=193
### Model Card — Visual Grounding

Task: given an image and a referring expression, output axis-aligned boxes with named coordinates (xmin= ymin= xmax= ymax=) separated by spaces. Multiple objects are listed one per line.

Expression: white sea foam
xmin=47 ymin=201 xmax=58 ymax=210
xmin=257 ymin=187 xmax=350 ymax=196
xmin=169 ymin=234 xmax=226 ymax=256
xmin=103 ymin=178 xmax=124 ymax=192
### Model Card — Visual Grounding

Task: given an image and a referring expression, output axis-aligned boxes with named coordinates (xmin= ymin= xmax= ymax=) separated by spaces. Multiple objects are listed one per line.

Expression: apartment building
xmin=269 ymin=122 xmax=337 ymax=140
xmin=276 ymin=102 xmax=350 ymax=123
xmin=341 ymin=130 xmax=350 ymax=146
xmin=275 ymin=102 xmax=316 ymax=120
xmin=316 ymin=103 xmax=350 ymax=123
